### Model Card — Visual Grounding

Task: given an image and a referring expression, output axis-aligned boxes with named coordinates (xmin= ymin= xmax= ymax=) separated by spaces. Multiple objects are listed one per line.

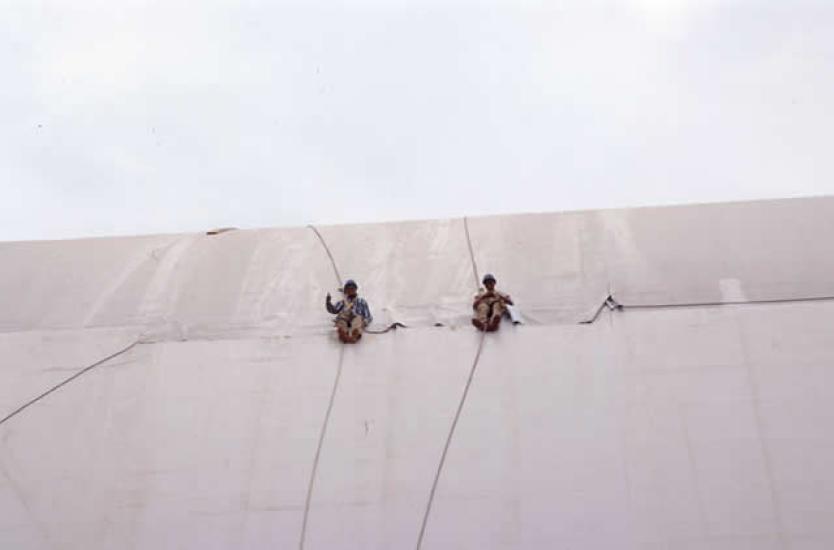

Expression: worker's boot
xmin=471 ymin=318 xmax=486 ymax=331
xmin=338 ymin=326 xmax=351 ymax=343
xmin=351 ymin=329 xmax=362 ymax=342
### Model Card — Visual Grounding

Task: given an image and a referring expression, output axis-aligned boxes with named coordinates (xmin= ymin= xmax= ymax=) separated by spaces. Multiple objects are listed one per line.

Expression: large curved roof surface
xmin=2 ymin=196 xmax=833 ymax=549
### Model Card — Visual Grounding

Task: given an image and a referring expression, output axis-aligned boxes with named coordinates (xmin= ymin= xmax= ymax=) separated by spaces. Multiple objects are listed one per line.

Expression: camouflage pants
xmin=335 ymin=312 xmax=364 ymax=337
xmin=474 ymin=299 xmax=506 ymax=324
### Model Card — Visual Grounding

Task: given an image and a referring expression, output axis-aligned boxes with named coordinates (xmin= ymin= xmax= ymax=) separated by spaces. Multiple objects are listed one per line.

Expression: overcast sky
xmin=2 ymin=0 xmax=833 ymax=241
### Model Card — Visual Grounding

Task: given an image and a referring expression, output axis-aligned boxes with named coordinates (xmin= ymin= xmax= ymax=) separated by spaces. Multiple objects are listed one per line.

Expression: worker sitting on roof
xmin=472 ymin=273 xmax=514 ymax=332
xmin=326 ymin=279 xmax=373 ymax=343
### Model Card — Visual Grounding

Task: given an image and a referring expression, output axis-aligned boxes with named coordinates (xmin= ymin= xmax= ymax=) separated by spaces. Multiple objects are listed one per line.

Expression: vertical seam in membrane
xmin=737 ymin=318 xmax=788 ymax=549
xmin=415 ymin=216 xmax=488 ymax=549
xmin=678 ymin=403 xmax=709 ymax=534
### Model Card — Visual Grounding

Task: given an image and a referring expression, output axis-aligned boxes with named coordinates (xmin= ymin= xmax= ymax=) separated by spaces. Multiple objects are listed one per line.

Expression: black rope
xmin=580 ymin=293 xmax=834 ymax=324
xmin=308 ymin=225 xmax=343 ymax=286
xmin=0 ymin=340 xmax=141 ymax=428
xmin=579 ymin=295 xmax=621 ymax=324
xmin=415 ymin=215 xmax=489 ymax=549
xmin=620 ymin=294 xmax=834 ymax=309
xmin=415 ymin=329 xmax=487 ymax=549
xmin=463 ymin=217 xmax=481 ymax=290
xmin=364 ymin=322 xmax=407 ymax=334
xmin=299 ymin=345 xmax=346 ymax=550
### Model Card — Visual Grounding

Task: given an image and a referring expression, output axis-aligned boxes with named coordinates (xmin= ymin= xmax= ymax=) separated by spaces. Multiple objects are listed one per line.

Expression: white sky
xmin=2 ymin=0 xmax=833 ymax=241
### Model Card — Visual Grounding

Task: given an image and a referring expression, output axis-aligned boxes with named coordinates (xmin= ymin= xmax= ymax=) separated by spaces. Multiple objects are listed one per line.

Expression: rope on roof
xmin=308 ymin=225 xmax=343 ymax=286
xmin=416 ymin=329 xmax=487 ymax=549
xmin=463 ymin=216 xmax=481 ymax=291
xmin=416 ymin=216 xmax=490 ymax=549
xmin=0 ymin=340 xmax=142 ymax=428
xmin=299 ymin=345 xmax=346 ymax=550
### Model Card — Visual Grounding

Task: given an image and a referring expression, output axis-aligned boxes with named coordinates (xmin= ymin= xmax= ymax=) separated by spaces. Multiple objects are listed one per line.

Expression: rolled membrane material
xmin=506 ymin=304 xmax=524 ymax=325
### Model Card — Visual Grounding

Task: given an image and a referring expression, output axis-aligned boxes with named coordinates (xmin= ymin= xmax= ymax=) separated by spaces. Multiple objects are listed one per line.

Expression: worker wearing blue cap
xmin=326 ymin=279 xmax=373 ymax=343
xmin=472 ymin=273 xmax=513 ymax=332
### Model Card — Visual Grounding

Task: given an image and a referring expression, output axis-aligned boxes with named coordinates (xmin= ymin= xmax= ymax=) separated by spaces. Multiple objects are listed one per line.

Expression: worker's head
xmin=343 ymin=279 xmax=358 ymax=298
xmin=482 ymin=273 xmax=497 ymax=291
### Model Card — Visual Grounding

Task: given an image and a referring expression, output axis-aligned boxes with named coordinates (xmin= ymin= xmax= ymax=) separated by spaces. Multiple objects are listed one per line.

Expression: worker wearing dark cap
xmin=472 ymin=273 xmax=513 ymax=331
xmin=326 ymin=279 xmax=373 ymax=343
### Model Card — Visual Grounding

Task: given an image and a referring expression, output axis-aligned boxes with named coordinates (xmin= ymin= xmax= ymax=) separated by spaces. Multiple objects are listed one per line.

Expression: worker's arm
xmin=325 ymin=293 xmax=342 ymax=314
xmin=502 ymin=293 xmax=514 ymax=306
xmin=361 ymin=299 xmax=373 ymax=325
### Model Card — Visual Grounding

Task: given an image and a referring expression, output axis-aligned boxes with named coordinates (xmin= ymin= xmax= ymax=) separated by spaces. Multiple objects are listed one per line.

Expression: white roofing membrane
xmin=1 ymin=196 xmax=833 ymax=549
